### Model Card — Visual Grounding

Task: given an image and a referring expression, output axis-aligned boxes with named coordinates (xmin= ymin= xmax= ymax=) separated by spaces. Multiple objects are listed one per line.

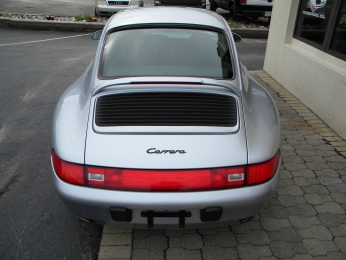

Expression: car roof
xmin=105 ymin=7 xmax=229 ymax=32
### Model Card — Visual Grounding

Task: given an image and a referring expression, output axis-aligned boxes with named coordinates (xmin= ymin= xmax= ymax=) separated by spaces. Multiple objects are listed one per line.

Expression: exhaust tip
xmin=239 ymin=216 xmax=254 ymax=224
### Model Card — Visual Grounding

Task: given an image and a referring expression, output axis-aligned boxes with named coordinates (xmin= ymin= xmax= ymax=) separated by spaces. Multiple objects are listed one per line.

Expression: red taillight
xmin=52 ymin=149 xmax=280 ymax=191
xmin=51 ymin=150 xmax=85 ymax=186
xmin=247 ymin=150 xmax=280 ymax=185
xmin=240 ymin=0 xmax=247 ymax=4
xmin=86 ymin=166 xmax=245 ymax=191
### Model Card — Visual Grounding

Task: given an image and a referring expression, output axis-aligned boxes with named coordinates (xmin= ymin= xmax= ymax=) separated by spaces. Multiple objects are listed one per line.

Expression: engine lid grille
xmin=95 ymin=92 xmax=237 ymax=127
xmin=108 ymin=1 xmax=129 ymax=5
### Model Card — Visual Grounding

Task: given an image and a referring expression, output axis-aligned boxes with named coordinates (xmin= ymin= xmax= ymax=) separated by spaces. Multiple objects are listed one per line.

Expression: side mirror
xmin=91 ymin=30 xmax=102 ymax=40
xmin=232 ymin=33 xmax=242 ymax=42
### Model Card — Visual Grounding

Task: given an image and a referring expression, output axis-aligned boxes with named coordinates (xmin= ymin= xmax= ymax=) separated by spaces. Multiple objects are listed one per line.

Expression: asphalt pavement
xmin=236 ymin=38 xmax=267 ymax=70
xmin=0 ymin=28 xmax=102 ymax=259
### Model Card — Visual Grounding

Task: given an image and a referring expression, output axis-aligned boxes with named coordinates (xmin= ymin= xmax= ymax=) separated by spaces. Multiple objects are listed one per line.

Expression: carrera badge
xmin=147 ymin=148 xmax=186 ymax=154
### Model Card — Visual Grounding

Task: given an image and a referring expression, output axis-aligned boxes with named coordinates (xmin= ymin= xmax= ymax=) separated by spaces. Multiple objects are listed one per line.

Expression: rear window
xmin=99 ymin=28 xmax=233 ymax=79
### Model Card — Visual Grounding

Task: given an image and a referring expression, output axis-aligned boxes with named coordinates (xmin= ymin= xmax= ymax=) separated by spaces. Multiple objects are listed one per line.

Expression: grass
xmin=75 ymin=14 xmax=92 ymax=22
xmin=227 ymin=20 xmax=245 ymax=29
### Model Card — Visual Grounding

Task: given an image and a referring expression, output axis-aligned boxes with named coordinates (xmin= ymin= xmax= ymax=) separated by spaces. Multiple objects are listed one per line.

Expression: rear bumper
xmin=95 ymin=4 xmax=140 ymax=15
xmin=238 ymin=5 xmax=272 ymax=17
xmin=241 ymin=10 xmax=271 ymax=17
xmin=155 ymin=1 xmax=206 ymax=8
xmin=52 ymin=163 xmax=280 ymax=228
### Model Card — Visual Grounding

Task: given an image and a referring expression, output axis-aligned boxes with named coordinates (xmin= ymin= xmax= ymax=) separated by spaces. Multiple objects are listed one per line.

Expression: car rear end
xmin=51 ymin=9 xmax=280 ymax=228
xmin=52 ymin=82 xmax=280 ymax=228
xmin=95 ymin=0 xmax=142 ymax=16
xmin=238 ymin=0 xmax=273 ymax=18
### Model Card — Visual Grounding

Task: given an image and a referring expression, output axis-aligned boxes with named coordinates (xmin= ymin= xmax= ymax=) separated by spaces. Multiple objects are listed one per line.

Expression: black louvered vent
xmin=95 ymin=92 xmax=237 ymax=127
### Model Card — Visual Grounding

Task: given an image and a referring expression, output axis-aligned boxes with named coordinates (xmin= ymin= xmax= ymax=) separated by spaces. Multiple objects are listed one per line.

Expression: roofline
xmin=104 ymin=7 xmax=229 ymax=32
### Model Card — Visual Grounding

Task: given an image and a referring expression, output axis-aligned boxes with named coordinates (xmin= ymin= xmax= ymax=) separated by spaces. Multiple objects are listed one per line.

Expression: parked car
xmin=154 ymin=0 xmax=206 ymax=8
xmin=51 ymin=7 xmax=281 ymax=229
xmin=95 ymin=0 xmax=143 ymax=16
xmin=210 ymin=0 xmax=273 ymax=20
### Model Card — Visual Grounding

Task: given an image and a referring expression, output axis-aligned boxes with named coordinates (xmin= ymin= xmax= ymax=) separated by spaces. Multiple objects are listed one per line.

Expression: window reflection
xmin=295 ymin=0 xmax=335 ymax=46
xmin=329 ymin=0 xmax=346 ymax=56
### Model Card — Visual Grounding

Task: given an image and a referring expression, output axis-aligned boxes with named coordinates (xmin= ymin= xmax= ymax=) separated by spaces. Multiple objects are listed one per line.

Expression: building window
xmin=329 ymin=1 xmax=346 ymax=57
xmin=294 ymin=0 xmax=346 ymax=61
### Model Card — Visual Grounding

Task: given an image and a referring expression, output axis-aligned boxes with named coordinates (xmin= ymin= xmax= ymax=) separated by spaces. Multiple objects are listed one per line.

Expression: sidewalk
xmin=97 ymin=70 xmax=346 ymax=260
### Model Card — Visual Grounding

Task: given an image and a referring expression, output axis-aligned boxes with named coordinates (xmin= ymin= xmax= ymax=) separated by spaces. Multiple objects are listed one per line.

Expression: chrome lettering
xmin=147 ymin=148 xmax=186 ymax=154
xmin=147 ymin=148 xmax=157 ymax=154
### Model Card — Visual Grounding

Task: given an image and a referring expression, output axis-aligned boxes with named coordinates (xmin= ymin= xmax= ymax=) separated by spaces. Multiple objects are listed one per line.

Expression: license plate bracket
xmin=141 ymin=210 xmax=191 ymax=228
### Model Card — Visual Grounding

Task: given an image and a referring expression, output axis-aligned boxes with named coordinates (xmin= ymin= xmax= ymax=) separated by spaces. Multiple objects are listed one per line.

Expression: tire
xmin=230 ymin=4 xmax=238 ymax=21
xmin=210 ymin=0 xmax=217 ymax=11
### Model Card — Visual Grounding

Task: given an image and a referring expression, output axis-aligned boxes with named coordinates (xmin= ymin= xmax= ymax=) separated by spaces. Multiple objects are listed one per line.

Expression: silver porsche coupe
xmin=51 ymin=7 xmax=281 ymax=229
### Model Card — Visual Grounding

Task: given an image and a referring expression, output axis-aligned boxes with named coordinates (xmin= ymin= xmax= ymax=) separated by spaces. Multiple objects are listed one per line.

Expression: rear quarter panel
xmin=240 ymin=63 xmax=280 ymax=164
xmin=52 ymin=63 xmax=94 ymax=164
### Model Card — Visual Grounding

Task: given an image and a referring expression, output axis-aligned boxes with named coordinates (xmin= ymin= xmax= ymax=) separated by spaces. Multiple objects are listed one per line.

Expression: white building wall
xmin=264 ymin=0 xmax=346 ymax=139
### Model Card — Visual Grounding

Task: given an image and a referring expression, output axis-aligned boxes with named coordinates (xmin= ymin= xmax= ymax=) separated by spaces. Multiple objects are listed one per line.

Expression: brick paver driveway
xmin=98 ymin=71 xmax=346 ymax=260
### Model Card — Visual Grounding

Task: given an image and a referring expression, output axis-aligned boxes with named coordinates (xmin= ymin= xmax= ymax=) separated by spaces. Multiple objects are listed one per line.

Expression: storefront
xmin=264 ymin=0 xmax=346 ymax=139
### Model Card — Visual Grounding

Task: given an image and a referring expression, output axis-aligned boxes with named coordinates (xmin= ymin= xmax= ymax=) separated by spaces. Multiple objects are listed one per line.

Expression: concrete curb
xmin=0 ymin=17 xmax=104 ymax=32
xmin=0 ymin=17 xmax=268 ymax=38
xmin=232 ymin=28 xmax=268 ymax=39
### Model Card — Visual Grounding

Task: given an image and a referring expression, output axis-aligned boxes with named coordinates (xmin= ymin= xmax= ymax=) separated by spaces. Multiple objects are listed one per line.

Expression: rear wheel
xmin=210 ymin=0 xmax=217 ymax=11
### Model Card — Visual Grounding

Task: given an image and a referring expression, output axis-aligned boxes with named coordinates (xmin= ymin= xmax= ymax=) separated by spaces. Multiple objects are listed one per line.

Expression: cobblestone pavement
xmin=98 ymin=70 xmax=346 ymax=260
